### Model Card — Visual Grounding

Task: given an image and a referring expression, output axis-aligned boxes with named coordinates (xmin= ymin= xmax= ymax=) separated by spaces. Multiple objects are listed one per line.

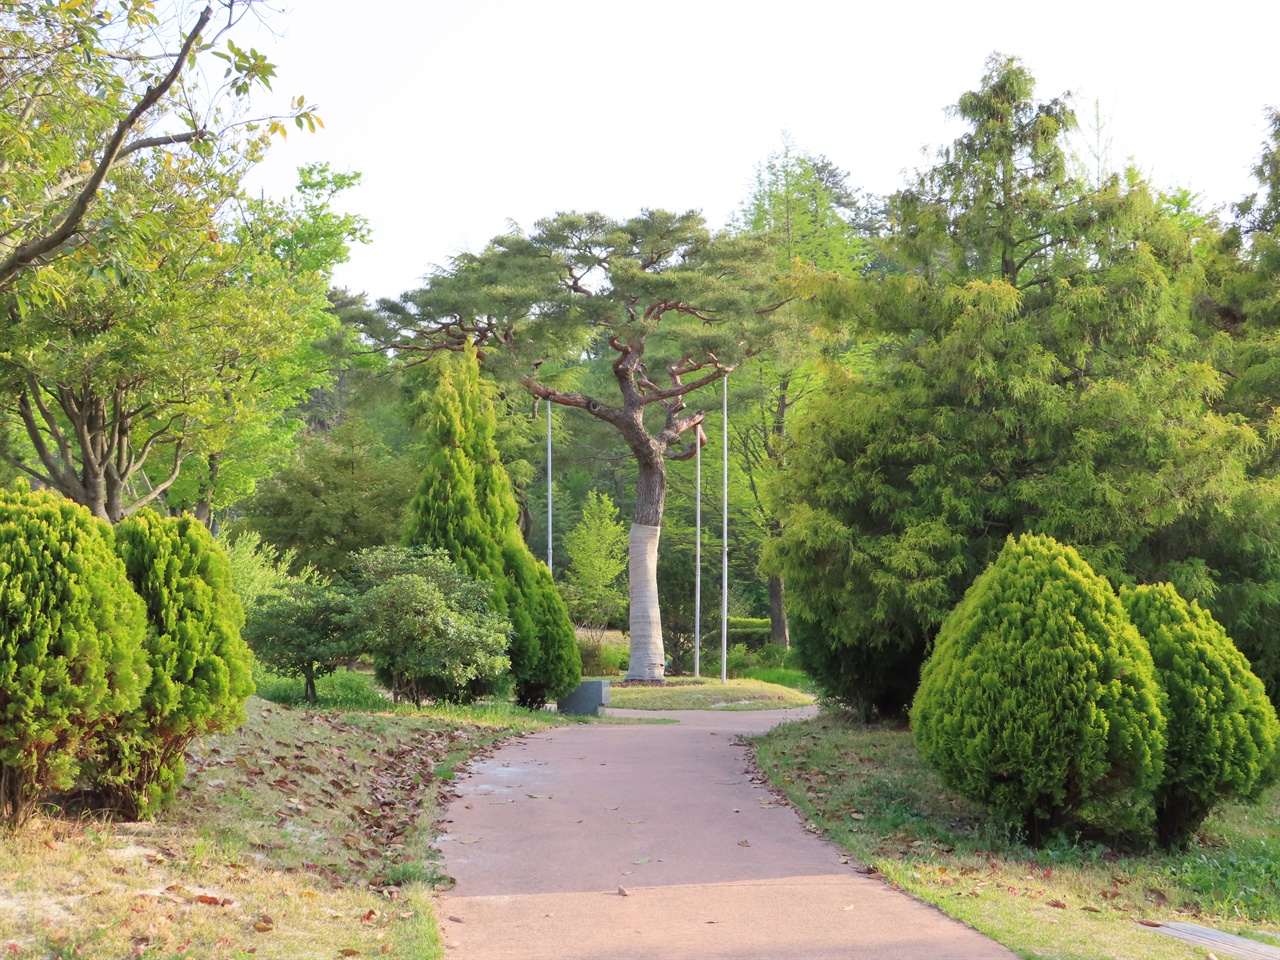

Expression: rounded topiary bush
xmin=92 ymin=510 xmax=254 ymax=819
xmin=1121 ymin=582 xmax=1280 ymax=848
xmin=911 ymin=533 xmax=1166 ymax=842
xmin=0 ymin=486 xmax=148 ymax=827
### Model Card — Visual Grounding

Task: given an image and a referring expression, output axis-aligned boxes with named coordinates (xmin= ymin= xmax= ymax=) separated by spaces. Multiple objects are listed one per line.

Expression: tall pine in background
xmin=404 ymin=348 xmax=579 ymax=707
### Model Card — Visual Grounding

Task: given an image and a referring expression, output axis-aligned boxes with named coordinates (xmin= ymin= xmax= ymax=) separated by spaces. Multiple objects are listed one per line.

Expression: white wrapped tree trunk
xmin=626 ymin=522 xmax=664 ymax=681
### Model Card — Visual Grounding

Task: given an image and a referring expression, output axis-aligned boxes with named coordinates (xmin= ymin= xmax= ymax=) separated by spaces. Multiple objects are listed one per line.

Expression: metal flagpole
xmin=694 ymin=429 xmax=702 ymax=679
xmin=546 ymin=400 xmax=553 ymax=573
xmin=721 ymin=374 xmax=729 ymax=685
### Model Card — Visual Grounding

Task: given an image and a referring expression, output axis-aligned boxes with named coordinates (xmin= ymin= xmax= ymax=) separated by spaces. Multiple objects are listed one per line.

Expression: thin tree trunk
xmin=194 ymin=453 xmax=220 ymax=528
xmin=768 ymin=574 xmax=790 ymax=649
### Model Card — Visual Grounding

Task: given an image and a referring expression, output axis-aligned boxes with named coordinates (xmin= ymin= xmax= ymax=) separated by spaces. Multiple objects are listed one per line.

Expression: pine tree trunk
xmin=626 ymin=452 xmax=666 ymax=680
xmin=626 ymin=523 xmax=664 ymax=680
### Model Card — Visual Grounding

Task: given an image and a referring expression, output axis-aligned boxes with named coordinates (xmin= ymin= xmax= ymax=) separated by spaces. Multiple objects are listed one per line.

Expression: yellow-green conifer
xmin=912 ymin=534 xmax=1166 ymax=841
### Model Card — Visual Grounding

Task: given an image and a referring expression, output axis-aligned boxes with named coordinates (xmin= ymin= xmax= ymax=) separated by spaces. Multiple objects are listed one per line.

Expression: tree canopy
xmin=765 ymin=55 xmax=1277 ymax=712
xmin=379 ymin=210 xmax=780 ymax=679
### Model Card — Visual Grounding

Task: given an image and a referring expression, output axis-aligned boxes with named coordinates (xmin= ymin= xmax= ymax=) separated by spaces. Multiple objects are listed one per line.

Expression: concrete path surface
xmin=436 ymin=706 xmax=1016 ymax=959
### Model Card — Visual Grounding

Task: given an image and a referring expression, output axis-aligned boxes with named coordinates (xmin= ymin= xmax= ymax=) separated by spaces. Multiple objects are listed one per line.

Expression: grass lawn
xmin=0 ymin=691 xmax=554 ymax=960
xmin=607 ymin=677 xmax=815 ymax=711
xmin=753 ymin=711 xmax=1280 ymax=960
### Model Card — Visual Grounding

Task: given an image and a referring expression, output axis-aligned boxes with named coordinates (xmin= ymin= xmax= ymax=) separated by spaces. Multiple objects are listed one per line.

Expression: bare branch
xmin=522 ymin=376 xmax=625 ymax=427
xmin=121 ymin=439 xmax=186 ymax=517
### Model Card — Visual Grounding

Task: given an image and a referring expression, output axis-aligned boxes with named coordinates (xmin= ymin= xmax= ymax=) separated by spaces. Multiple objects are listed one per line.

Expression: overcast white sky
xmin=236 ymin=0 xmax=1280 ymax=302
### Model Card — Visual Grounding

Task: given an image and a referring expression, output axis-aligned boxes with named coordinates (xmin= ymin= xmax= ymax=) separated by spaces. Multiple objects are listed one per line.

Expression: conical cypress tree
xmin=912 ymin=533 xmax=1166 ymax=842
xmin=93 ymin=510 xmax=255 ymax=818
xmin=1122 ymin=583 xmax=1280 ymax=848
xmin=405 ymin=349 xmax=580 ymax=707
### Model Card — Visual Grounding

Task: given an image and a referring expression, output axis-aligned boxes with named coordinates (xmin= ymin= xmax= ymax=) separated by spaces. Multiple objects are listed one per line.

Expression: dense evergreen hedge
xmin=1122 ymin=583 xmax=1280 ymax=848
xmin=93 ymin=511 xmax=254 ymax=818
xmin=0 ymin=487 xmax=148 ymax=827
xmin=912 ymin=534 xmax=1167 ymax=842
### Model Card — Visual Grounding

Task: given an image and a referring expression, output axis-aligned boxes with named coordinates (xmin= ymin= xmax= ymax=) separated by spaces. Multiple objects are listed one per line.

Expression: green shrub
xmin=578 ymin=638 xmax=627 ymax=676
xmin=92 ymin=511 xmax=254 ymax=818
xmin=215 ymin=527 xmax=321 ymax=607
xmin=792 ymin=612 xmax=924 ymax=718
xmin=726 ymin=643 xmax=752 ymax=679
xmin=348 ymin=547 xmax=511 ymax=705
xmin=755 ymin=643 xmax=787 ymax=669
xmin=1122 ymin=583 xmax=1280 ymax=848
xmin=242 ymin=580 xmax=353 ymax=706
xmin=911 ymin=534 xmax=1167 ymax=842
xmin=701 ymin=618 xmax=773 ymax=651
xmin=0 ymin=487 xmax=148 ymax=827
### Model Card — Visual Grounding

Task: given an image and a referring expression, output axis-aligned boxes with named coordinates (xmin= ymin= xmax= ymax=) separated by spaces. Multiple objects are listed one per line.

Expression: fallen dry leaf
xmin=447 ymin=916 xmax=465 ymax=924
xmin=1047 ymin=899 xmax=1066 ymax=909
xmin=1137 ymin=919 xmax=1162 ymax=928
xmin=738 ymin=840 xmax=750 ymax=847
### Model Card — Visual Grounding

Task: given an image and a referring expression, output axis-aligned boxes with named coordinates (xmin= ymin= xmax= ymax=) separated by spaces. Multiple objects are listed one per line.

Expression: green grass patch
xmin=742 ymin=666 xmax=816 ymax=693
xmin=608 ymin=677 xmax=814 ymax=710
xmin=752 ymin=711 xmax=1280 ymax=959
xmin=252 ymin=664 xmax=394 ymax=710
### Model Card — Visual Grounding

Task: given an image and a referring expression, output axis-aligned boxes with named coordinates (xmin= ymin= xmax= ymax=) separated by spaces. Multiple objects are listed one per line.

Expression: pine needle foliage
xmin=0 ymin=486 xmax=148 ymax=828
xmin=404 ymin=349 xmax=580 ymax=708
xmin=93 ymin=511 xmax=254 ymax=818
xmin=911 ymin=534 xmax=1166 ymax=843
xmin=1121 ymin=583 xmax=1280 ymax=848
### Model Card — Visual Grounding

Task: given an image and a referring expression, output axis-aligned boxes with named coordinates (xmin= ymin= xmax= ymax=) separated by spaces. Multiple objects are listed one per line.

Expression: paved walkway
xmin=437 ymin=707 xmax=1016 ymax=959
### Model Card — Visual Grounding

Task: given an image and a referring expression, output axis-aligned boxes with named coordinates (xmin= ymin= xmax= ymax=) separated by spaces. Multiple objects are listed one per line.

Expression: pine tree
xmin=405 ymin=349 xmax=580 ymax=707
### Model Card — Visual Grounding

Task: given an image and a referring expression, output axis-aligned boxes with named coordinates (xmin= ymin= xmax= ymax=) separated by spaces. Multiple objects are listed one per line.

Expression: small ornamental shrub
xmin=348 ymin=547 xmax=511 ymax=705
xmin=242 ymin=580 xmax=353 ymax=706
xmin=911 ymin=534 xmax=1167 ymax=842
xmin=0 ymin=486 xmax=148 ymax=827
xmin=93 ymin=511 xmax=254 ymax=818
xmin=1121 ymin=583 xmax=1280 ymax=848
